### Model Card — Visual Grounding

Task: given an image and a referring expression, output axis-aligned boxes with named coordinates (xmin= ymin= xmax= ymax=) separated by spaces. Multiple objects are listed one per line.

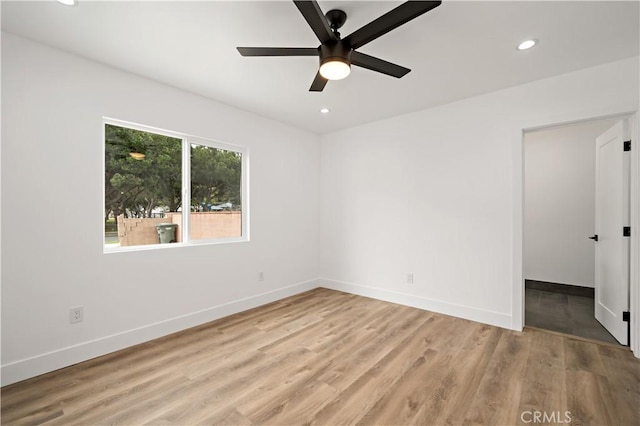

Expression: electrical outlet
xmin=70 ymin=306 xmax=83 ymax=324
xmin=406 ymin=273 xmax=414 ymax=284
xmin=258 ymin=272 xmax=264 ymax=282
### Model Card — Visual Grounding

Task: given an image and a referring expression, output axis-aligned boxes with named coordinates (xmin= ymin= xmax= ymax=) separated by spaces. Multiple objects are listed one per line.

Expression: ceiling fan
xmin=237 ymin=0 xmax=441 ymax=92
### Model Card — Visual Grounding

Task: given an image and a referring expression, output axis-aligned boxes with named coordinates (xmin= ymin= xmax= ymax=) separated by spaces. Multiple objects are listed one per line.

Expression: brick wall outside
xmin=117 ymin=211 xmax=241 ymax=246
xmin=117 ymin=216 xmax=168 ymax=247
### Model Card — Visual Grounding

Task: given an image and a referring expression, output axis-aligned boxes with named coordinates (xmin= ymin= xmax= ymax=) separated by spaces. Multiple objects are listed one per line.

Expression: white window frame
xmin=103 ymin=118 xmax=249 ymax=253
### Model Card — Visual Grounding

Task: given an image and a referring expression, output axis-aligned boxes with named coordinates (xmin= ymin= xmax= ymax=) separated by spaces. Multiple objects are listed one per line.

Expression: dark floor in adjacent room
xmin=525 ymin=282 xmax=622 ymax=346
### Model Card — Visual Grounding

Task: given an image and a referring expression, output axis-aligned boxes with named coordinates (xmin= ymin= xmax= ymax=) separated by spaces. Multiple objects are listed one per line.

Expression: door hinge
xmin=624 ymin=140 xmax=631 ymax=151
xmin=622 ymin=311 xmax=630 ymax=322
xmin=623 ymin=226 xmax=631 ymax=237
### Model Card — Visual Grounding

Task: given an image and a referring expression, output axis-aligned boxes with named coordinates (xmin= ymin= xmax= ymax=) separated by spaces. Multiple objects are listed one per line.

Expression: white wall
xmin=1 ymin=33 xmax=320 ymax=385
xmin=524 ymin=121 xmax=617 ymax=288
xmin=319 ymin=56 xmax=639 ymax=329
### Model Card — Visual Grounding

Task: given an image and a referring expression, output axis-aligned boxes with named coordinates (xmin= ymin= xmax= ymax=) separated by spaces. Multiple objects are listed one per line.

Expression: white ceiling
xmin=2 ymin=1 xmax=639 ymax=134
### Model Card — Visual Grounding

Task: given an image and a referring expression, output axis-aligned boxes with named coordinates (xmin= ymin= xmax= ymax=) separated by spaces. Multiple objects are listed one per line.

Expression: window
xmin=104 ymin=120 xmax=247 ymax=250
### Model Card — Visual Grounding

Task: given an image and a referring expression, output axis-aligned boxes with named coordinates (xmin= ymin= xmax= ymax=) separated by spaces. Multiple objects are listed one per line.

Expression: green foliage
xmin=104 ymin=218 xmax=117 ymax=233
xmin=104 ymin=124 xmax=241 ymax=221
xmin=191 ymin=144 xmax=242 ymax=211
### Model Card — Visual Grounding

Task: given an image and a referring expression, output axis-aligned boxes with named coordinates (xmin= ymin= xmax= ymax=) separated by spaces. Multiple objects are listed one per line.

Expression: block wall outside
xmin=117 ymin=216 xmax=167 ymax=246
xmin=117 ymin=212 xmax=241 ymax=246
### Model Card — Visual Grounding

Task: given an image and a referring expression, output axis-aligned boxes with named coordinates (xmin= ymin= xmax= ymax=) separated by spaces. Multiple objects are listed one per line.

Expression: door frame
xmin=512 ymin=106 xmax=639 ymax=357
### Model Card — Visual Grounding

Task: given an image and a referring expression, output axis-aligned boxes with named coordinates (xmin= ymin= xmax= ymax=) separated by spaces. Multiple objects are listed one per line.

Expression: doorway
xmin=523 ymin=118 xmax=628 ymax=345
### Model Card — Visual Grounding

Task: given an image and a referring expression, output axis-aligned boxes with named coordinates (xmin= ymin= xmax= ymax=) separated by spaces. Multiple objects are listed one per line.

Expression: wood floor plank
xmin=516 ymin=330 xmax=567 ymax=425
xmin=418 ymin=322 xmax=504 ymax=426
xmin=565 ymin=370 xmax=617 ymax=426
xmin=2 ymin=288 xmax=638 ymax=426
xmin=142 ymin=346 xmax=318 ymax=425
xmin=45 ymin=329 xmax=232 ymax=418
xmin=98 ymin=349 xmax=273 ymax=425
xmin=243 ymin=379 xmax=338 ymax=425
xmin=564 ymin=338 xmax=607 ymax=376
xmin=1 ymin=323 xmax=227 ymax=418
xmin=46 ymin=372 xmax=191 ymax=425
xmin=229 ymin=308 xmax=419 ymax=421
xmin=312 ymin=318 xmax=438 ymax=425
xmin=196 ymin=408 xmax=253 ymax=426
xmin=596 ymin=345 xmax=640 ymax=426
xmin=357 ymin=351 xmax=454 ymax=425
xmin=315 ymin=307 xmax=429 ymax=391
xmin=462 ymin=331 xmax=531 ymax=426
xmin=301 ymin=302 xmax=403 ymax=354
xmin=256 ymin=298 xmax=376 ymax=355
xmin=0 ymin=402 xmax=63 ymax=426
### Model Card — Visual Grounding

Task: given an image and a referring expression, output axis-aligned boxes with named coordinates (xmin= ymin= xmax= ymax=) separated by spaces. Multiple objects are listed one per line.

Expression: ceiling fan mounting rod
xmin=325 ymin=9 xmax=347 ymax=37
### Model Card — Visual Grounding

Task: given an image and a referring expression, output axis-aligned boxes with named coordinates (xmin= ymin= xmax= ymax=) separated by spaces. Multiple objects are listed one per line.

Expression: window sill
xmin=103 ymin=236 xmax=250 ymax=254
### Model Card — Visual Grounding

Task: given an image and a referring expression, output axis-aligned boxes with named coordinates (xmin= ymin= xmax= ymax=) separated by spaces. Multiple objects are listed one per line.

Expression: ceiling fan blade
xmin=344 ymin=1 xmax=441 ymax=50
xmin=237 ymin=47 xmax=319 ymax=56
xmin=309 ymin=71 xmax=328 ymax=92
xmin=293 ymin=1 xmax=338 ymax=44
xmin=351 ymin=51 xmax=410 ymax=78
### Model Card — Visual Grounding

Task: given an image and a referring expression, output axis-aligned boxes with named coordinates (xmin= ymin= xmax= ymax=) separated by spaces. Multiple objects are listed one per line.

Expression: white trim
xmin=1 ymin=279 xmax=320 ymax=386
xmin=512 ymin=126 xmax=525 ymax=331
xmin=319 ymin=278 xmax=512 ymax=330
xmin=513 ymin=104 xmax=640 ymax=358
xmin=102 ymin=117 xmax=248 ymax=152
xmin=182 ymin=136 xmax=191 ymax=241
xmin=241 ymin=147 xmax=250 ymax=240
xmin=629 ymin=113 xmax=640 ymax=356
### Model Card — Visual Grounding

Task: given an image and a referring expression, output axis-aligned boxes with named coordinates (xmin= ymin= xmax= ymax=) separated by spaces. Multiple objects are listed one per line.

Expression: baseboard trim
xmin=318 ymin=278 xmax=513 ymax=330
xmin=2 ymin=277 xmax=516 ymax=386
xmin=1 ymin=279 xmax=320 ymax=386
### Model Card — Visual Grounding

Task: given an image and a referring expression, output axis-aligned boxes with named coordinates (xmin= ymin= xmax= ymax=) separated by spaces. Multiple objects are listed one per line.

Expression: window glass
xmin=190 ymin=144 xmax=242 ymax=240
xmin=105 ymin=124 xmax=182 ymax=247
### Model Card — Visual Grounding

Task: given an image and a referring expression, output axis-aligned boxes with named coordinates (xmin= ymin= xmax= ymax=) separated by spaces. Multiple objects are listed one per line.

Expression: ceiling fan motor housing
xmin=319 ymin=42 xmax=352 ymax=67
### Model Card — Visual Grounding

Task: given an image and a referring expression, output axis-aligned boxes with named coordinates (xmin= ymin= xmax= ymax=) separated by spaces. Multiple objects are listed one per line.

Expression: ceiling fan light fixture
xmin=319 ymin=43 xmax=352 ymax=81
xmin=319 ymin=59 xmax=351 ymax=80
xmin=56 ymin=0 xmax=77 ymax=6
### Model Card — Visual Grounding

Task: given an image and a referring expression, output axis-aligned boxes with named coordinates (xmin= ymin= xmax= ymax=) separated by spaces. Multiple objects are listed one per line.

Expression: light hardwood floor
xmin=2 ymin=288 xmax=638 ymax=425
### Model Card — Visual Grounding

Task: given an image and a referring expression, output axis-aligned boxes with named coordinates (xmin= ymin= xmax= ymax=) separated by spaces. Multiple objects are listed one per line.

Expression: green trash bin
xmin=156 ymin=223 xmax=178 ymax=244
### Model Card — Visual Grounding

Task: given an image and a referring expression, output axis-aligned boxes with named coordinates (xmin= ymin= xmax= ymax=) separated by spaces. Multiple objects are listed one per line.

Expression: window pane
xmin=104 ymin=124 xmax=182 ymax=247
xmin=190 ymin=144 xmax=242 ymax=240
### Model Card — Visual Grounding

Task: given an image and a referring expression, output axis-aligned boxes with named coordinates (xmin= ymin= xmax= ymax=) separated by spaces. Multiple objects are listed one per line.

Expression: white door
xmin=594 ymin=120 xmax=629 ymax=345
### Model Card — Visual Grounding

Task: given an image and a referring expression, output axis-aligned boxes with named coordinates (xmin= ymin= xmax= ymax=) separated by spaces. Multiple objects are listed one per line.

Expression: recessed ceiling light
xmin=56 ymin=0 xmax=77 ymax=5
xmin=320 ymin=108 xmax=330 ymax=114
xmin=517 ymin=39 xmax=537 ymax=50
